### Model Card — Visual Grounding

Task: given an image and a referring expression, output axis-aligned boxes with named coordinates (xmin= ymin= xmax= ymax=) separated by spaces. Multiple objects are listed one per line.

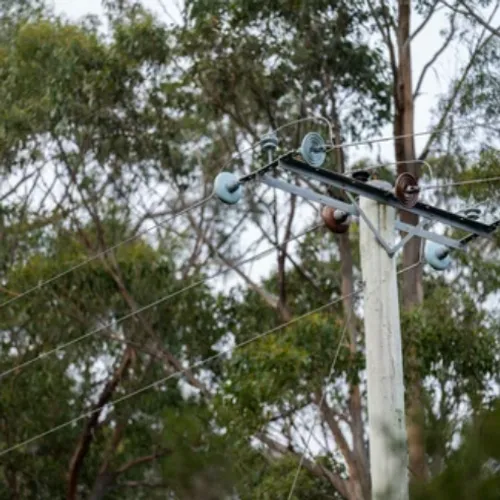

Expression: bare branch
xmin=419 ymin=29 xmax=497 ymax=161
xmin=67 ymin=348 xmax=134 ymax=500
xmin=367 ymin=0 xmax=398 ymax=80
xmin=312 ymin=391 xmax=356 ymax=471
xmin=185 ymin=208 xmax=291 ymax=321
xmin=103 ymin=255 xmax=211 ymax=396
xmin=411 ymin=0 xmax=441 ymax=42
xmin=440 ymin=0 xmax=500 ymax=38
xmin=413 ymin=11 xmax=457 ymax=100
xmin=256 ymin=432 xmax=349 ymax=498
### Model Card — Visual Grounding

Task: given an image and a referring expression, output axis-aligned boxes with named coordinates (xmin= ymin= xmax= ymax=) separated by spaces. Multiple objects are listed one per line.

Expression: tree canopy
xmin=0 ymin=0 xmax=499 ymax=499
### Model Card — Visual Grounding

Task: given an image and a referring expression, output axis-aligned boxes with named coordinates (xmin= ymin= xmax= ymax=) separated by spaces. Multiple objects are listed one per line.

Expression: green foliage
xmin=180 ymin=0 xmax=391 ymax=148
xmin=412 ymin=399 xmax=500 ymax=500
xmin=0 ymin=0 xmax=497 ymax=499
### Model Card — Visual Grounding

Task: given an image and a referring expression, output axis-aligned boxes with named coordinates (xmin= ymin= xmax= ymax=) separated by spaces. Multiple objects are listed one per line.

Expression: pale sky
xmin=49 ymin=0 xmax=500 ymax=165
xmin=47 ymin=0 xmax=500 ymax=287
xmin=41 ymin=0 xmax=499 ymax=461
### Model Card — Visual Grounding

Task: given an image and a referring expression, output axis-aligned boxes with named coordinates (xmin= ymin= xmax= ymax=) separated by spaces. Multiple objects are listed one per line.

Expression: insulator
xmin=424 ymin=241 xmax=452 ymax=270
xmin=299 ymin=132 xmax=326 ymax=167
xmin=260 ymin=131 xmax=279 ymax=152
xmin=352 ymin=170 xmax=370 ymax=183
xmin=463 ymin=207 xmax=482 ymax=220
xmin=322 ymin=206 xmax=350 ymax=234
xmin=395 ymin=172 xmax=420 ymax=207
xmin=213 ymin=172 xmax=242 ymax=204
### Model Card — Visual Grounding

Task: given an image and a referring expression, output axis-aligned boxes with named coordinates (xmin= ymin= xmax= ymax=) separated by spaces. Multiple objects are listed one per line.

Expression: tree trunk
xmin=89 ymin=472 xmax=116 ymax=500
xmin=395 ymin=0 xmax=427 ymax=482
xmin=67 ymin=348 xmax=133 ymax=500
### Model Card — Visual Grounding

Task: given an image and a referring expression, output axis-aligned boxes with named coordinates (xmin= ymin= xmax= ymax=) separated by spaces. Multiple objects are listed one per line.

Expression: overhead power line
xmin=0 ymin=224 xmax=323 ymax=380
xmin=0 ymin=118 xmax=495 ymax=311
xmin=0 ymin=257 xmax=428 ymax=459
xmin=0 ymin=289 xmax=361 ymax=458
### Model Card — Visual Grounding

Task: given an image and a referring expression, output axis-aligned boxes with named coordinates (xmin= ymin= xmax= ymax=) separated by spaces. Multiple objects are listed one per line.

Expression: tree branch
xmin=413 ymin=11 xmax=457 ymax=100
xmin=367 ymin=0 xmax=398 ymax=80
xmin=419 ymin=30 xmax=497 ymax=161
xmin=411 ymin=0 xmax=440 ymax=42
xmin=312 ymin=391 xmax=357 ymax=473
xmin=116 ymin=448 xmax=172 ymax=474
xmin=185 ymin=209 xmax=292 ymax=321
xmin=67 ymin=347 xmax=134 ymax=500
xmin=256 ymin=432 xmax=349 ymax=499
xmin=102 ymin=254 xmax=211 ymax=397
xmin=440 ymin=0 xmax=500 ymax=38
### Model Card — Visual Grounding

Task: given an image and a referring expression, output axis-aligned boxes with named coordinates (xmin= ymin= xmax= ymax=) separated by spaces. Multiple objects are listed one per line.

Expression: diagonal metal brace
xmin=344 ymin=191 xmax=393 ymax=254
xmin=278 ymin=156 xmax=497 ymax=238
xmin=260 ymin=174 xmax=358 ymax=216
xmin=395 ymin=221 xmax=464 ymax=250
xmin=247 ymin=159 xmax=488 ymax=256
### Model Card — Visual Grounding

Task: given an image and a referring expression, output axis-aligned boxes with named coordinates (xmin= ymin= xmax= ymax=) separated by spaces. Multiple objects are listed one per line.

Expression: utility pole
xmin=213 ymin=130 xmax=499 ymax=500
xmin=359 ymin=185 xmax=408 ymax=500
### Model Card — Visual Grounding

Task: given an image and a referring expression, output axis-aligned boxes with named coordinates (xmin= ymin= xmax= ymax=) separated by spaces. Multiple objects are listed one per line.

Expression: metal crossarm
xmin=278 ymin=156 xmax=497 ymax=238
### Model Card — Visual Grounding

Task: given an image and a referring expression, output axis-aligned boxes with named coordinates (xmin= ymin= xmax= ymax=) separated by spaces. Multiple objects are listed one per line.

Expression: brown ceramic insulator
xmin=321 ymin=206 xmax=350 ymax=234
xmin=395 ymin=172 xmax=420 ymax=207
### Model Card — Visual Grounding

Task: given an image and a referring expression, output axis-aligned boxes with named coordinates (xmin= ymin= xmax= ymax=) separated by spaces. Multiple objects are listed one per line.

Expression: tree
xmin=0 ymin=2 xmax=238 ymax=498
xmin=0 ymin=1 xmax=499 ymax=499
xmin=412 ymin=398 xmax=500 ymax=499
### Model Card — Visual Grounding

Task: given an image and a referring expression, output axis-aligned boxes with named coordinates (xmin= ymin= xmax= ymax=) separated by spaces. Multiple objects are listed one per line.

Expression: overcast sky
xmin=49 ymin=0 xmax=500 ymax=165
xmin=45 ymin=0 xmax=499 ymax=458
xmin=46 ymin=0 xmax=500 ymax=283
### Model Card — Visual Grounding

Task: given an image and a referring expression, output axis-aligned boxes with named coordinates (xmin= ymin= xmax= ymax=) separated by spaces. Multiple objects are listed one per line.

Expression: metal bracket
xmin=277 ymin=156 xmax=497 ymax=238
xmin=390 ymin=220 xmax=428 ymax=256
xmin=240 ymin=155 xmax=497 ymax=256
xmin=260 ymin=174 xmax=358 ymax=216
xmin=395 ymin=221 xmax=464 ymax=250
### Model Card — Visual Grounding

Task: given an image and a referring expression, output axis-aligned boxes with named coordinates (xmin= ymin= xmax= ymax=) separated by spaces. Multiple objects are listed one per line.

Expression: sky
xmin=43 ymin=0 xmax=500 ymax=461
xmin=46 ymin=0 xmax=500 ymax=288
xmin=49 ymin=0 xmax=500 ymax=165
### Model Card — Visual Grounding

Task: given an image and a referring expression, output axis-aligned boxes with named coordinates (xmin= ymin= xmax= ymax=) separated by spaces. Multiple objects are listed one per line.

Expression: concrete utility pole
xmin=214 ymin=130 xmax=499 ymax=500
xmin=359 ymin=186 xmax=408 ymax=500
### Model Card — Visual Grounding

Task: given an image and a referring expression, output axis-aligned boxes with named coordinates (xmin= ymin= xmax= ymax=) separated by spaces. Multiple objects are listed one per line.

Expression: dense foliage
xmin=0 ymin=0 xmax=498 ymax=498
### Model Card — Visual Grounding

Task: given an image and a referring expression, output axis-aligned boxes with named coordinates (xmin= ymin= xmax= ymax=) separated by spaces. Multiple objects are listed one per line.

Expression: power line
xmin=1 ymin=118 xmax=494 ymax=312
xmin=326 ymin=120 xmax=500 ymax=152
xmin=0 ymin=258 xmax=425 ymax=459
xmin=287 ymin=304 xmax=353 ymax=499
xmin=0 ymin=116 xmax=332 ymax=312
xmin=0 ymin=224 xmax=323 ymax=381
xmin=284 ymin=259 xmax=429 ymax=496
xmin=0 ymin=194 xmax=214 ymax=311
xmin=420 ymin=175 xmax=500 ymax=191
xmin=0 ymin=229 xmax=464 ymax=466
xmin=0 ymin=290 xmax=360 ymax=458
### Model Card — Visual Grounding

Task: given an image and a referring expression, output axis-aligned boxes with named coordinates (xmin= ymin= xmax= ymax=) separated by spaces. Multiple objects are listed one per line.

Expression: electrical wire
xmin=0 ymin=194 xmax=214 ymax=310
xmin=0 ymin=226 xmax=462 ymax=462
xmin=419 ymin=175 xmax=500 ymax=191
xmin=349 ymin=158 xmax=435 ymax=181
xmin=324 ymin=120 xmax=500 ymax=153
xmin=0 ymin=257 xmax=426 ymax=459
xmin=285 ymin=260 xmax=428 ymax=498
xmin=0 ymin=289 xmax=360 ymax=458
xmin=286 ymin=305 xmax=353 ymax=499
xmin=1 ymin=119 xmax=494 ymax=311
xmin=0 ymin=223 xmax=323 ymax=381
xmin=0 ymin=116 xmax=331 ymax=313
